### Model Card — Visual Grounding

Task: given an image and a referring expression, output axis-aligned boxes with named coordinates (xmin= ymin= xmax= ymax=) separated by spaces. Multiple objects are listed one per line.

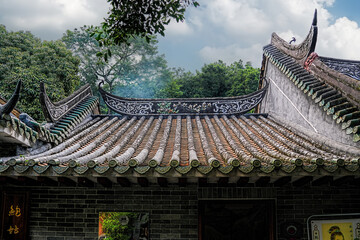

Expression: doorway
xmin=199 ymin=199 xmax=275 ymax=240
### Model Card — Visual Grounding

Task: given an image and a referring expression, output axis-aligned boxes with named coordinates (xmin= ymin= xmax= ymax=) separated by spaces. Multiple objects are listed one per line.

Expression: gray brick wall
xmin=25 ymin=184 xmax=198 ymax=240
xmin=1 ymin=182 xmax=360 ymax=240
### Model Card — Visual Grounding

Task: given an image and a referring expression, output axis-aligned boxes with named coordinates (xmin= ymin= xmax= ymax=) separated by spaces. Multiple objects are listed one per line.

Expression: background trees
xmin=157 ymin=60 xmax=260 ymax=98
xmin=0 ymin=25 xmax=80 ymax=121
xmin=0 ymin=21 xmax=260 ymax=119
xmin=62 ymin=27 xmax=171 ymax=99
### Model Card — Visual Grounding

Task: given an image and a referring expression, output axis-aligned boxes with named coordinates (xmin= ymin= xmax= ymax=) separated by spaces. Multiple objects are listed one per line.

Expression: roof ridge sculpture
xmin=0 ymin=80 xmax=21 ymax=117
xmin=98 ymin=79 xmax=268 ymax=116
xmin=271 ymin=9 xmax=318 ymax=65
xmin=40 ymin=83 xmax=93 ymax=122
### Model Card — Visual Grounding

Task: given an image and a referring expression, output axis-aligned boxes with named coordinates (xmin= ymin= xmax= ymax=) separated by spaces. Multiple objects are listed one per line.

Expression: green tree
xmin=225 ymin=61 xmax=260 ymax=96
xmin=155 ymin=68 xmax=187 ymax=98
xmin=100 ymin=212 xmax=149 ymax=240
xmin=0 ymin=25 xmax=80 ymax=121
xmin=194 ymin=60 xmax=230 ymax=98
xmin=89 ymin=0 xmax=199 ymax=59
xmin=157 ymin=60 xmax=260 ymax=98
xmin=62 ymin=27 xmax=171 ymax=100
xmin=101 ymin=212 xmax=136 ymax=240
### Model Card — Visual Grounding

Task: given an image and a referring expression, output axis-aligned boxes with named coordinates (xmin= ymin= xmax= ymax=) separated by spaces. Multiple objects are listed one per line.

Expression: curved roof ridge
xmin=0 ymin=80 xmax=21 ymax=117
xmin=308 ymin=57 xmax=360 ymax=107
xmin=270 ymin=9 xmax=317 ymax=65
xmin=40 ymin=83 xmax=93 ymax=122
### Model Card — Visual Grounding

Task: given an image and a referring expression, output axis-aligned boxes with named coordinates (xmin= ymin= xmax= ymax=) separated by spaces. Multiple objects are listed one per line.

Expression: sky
xmin=0 ymin=0 xmax=359 ymax=72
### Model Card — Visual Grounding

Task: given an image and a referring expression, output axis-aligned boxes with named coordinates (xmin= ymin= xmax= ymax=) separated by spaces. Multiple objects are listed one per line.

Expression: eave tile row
xmin=1 ymin=113 xmax=358 ymax=177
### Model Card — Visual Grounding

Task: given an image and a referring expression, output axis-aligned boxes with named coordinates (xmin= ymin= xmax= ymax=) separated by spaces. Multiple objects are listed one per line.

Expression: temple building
xmin=0 ymin=10 xmax=359 ymax=240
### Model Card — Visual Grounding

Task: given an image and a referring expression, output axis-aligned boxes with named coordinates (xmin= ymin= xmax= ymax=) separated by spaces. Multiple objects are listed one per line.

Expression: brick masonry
xmin=1 ymin=182 xmax=360 ymax=240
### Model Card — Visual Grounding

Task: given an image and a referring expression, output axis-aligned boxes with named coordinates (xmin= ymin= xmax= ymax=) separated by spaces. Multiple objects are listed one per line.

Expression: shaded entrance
xmin=199 ymin=200 xmax=275 ymax=240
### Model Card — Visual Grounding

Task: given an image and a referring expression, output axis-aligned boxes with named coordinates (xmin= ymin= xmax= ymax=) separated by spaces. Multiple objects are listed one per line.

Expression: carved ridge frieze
xmin=319 ymin=57 xmax=360 ymax=81
xmin=213 ymin=91 xmax=265 ymax=114
xmin=103 ymin=94 xmax=155 ymax=115
xmin=99 ymin=79 xmax=268 ymax=116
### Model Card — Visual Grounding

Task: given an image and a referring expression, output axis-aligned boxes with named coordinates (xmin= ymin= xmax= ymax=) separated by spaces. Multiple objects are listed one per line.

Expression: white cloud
xmin=0 ymin=0 xmax=109 ymax=40
xmin=317 ymin=17 xmax=360 ymax=60
xmin=205 ymin=0 xmax=270 ymax=37
xmin=165 ymin=20 xmax=194 ymax=36
xmin=199 ymin=43 xmax=263 ymax=66
xmin=1 ymin=0 xmax=359 ymax=71
xmin=186 ymin=0 xmax=360 ymax=69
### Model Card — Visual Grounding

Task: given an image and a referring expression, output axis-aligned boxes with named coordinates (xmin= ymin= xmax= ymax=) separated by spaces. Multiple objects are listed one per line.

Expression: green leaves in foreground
xmin=88 ymin=0 xmax=199 ymax=59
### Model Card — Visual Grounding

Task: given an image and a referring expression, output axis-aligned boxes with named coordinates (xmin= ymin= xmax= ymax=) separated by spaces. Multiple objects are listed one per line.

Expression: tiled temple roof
xmin=1 ymin=113 xmax=359 ymax=179
xmin=0 ymin=81 xmax=41 ymax=146
xmin=263 ymin=45 xmax=360 ymax=142
xmin=47 ymin=95 xmax=99 ymax=144
xmin=1 ymin=10 xmax=359 ymax=186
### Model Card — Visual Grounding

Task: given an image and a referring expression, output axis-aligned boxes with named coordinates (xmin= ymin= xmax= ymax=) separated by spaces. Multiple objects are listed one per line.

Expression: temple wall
xmin=260 ymin=62 xmax=356 ymax=147
xmin=1 ymin=183 xmax=360 ymax=240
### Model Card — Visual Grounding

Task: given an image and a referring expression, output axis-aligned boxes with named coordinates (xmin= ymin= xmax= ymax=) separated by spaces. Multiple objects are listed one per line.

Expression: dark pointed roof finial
xmin=0 ymin=80 xmax=21 ymax=117
xmin=312 ymin=9 xmax=317 ymax=26
xmin=289 ymin=37 xmax=296 ymax=44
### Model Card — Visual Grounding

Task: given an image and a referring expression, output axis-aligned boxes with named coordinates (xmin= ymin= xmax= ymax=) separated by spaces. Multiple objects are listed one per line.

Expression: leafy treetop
xmin=156 ymin=60 xmax=260 ymax=99
xmin=89 ymin=0 xmax=199 ymax=60
xmin=0 ymin=25 xmax=80 ymax=121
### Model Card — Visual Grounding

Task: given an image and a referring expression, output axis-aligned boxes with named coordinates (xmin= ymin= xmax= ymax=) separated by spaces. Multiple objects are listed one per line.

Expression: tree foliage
xmin=157 ymin=60 xmax=260 ymax=98
xmin=0 ymin=25 xmax=80 ymax=121
xmin=62 ymin=27 xmax=171 ymax=104
xmin=101 ymin=212 xmax=136 ymax=240
xmin=88 ymin=0 xmax=199 ymax=60
xmin=100 ymin=212 xmax=149 ymax=240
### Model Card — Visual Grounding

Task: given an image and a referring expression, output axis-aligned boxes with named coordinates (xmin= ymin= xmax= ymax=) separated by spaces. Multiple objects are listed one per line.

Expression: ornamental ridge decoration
xmin=40 ymin=83 xmax=92 ymax=122
xmin=319 ymin=57 xmax=360 ymax=81
xmin=99 ymin=79 xmax=268 ymax=116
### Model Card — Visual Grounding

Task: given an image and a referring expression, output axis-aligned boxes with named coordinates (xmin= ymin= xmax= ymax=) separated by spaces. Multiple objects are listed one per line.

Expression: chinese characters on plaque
xmin=1 ymin=192 xmax=29 ymax=240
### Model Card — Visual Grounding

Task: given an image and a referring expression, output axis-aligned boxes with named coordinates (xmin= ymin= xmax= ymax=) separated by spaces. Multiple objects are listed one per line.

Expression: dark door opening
xmin=199 ymin=199 xmax=275 ymax=240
